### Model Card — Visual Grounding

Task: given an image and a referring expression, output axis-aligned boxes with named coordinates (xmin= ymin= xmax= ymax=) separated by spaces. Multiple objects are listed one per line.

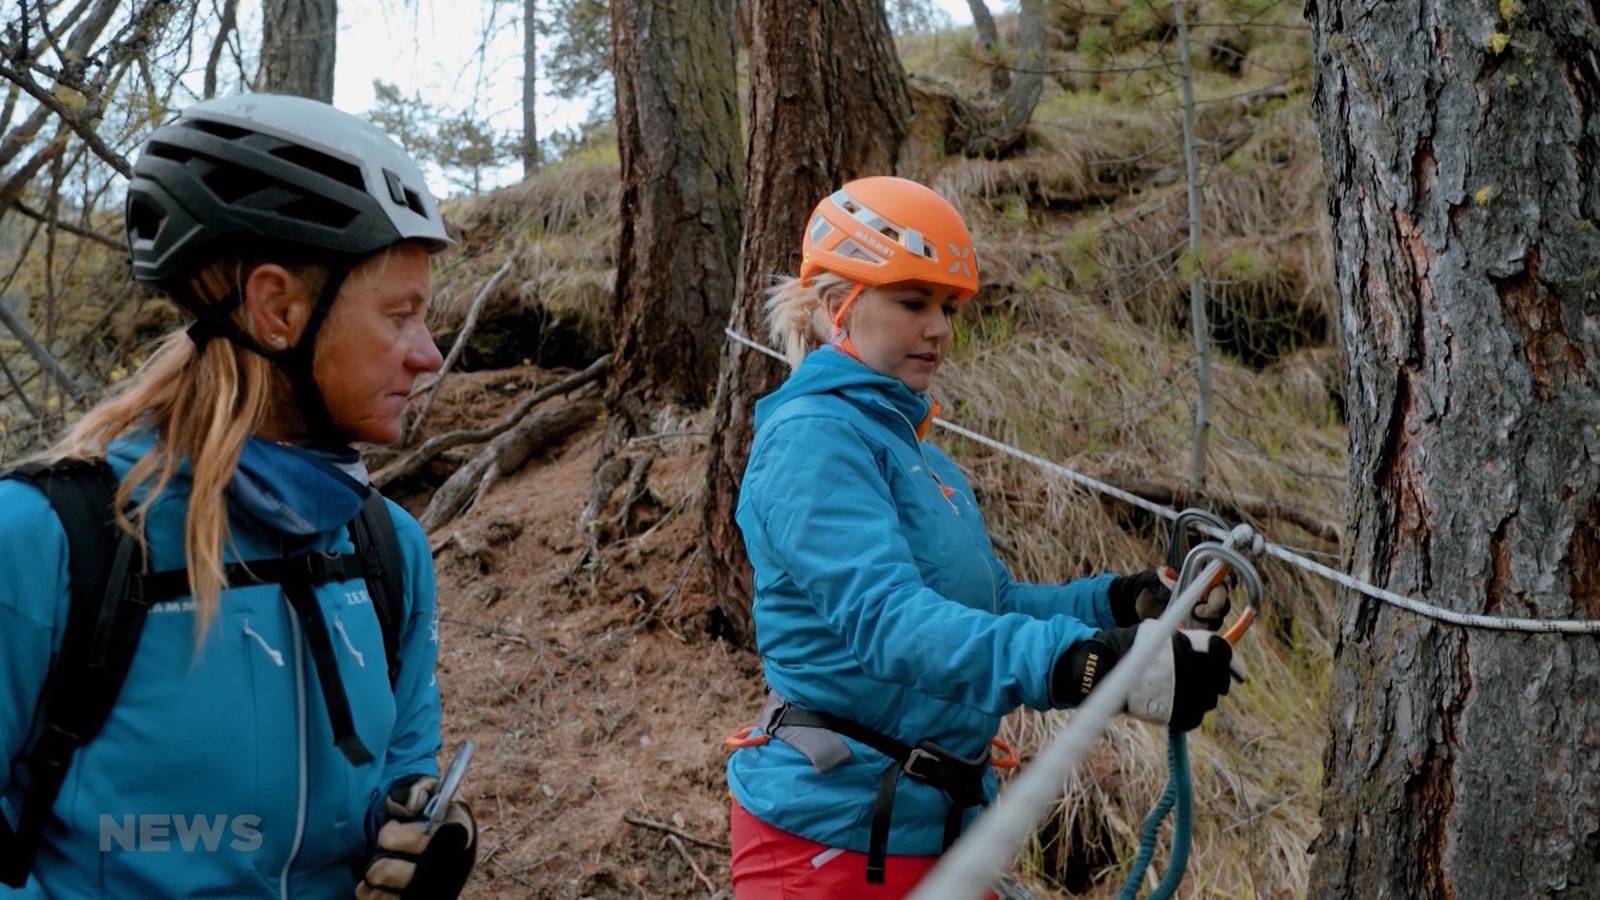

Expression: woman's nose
xmin=408 ymin=325 xmax=444 ymax=373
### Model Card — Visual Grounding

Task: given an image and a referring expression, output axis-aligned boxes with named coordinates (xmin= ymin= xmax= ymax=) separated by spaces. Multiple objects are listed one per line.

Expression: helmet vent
xmin=278 ymin=194 xmax=359 ymax=228
xmin=184 ymin=119 xmax=251 ymax=140
xmin=201 ymin=162 xmax=263 ymax=203
xmin=401 ymin=186 xmax=427 ymax=218
xmin=269 ymin=143 xmax=365 ymax=191
xmin=145 ymin=142 xmax=193 ymax=163
xmin=127 ymin=199 xmax=163 ymax=242
xmin=808 ymin=215 xmax=831 ymax=244
xmin=832 ymin=239 xmax=883 ymax=264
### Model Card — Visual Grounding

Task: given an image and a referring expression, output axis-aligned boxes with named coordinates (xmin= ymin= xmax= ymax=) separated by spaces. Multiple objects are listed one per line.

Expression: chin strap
xmin=829 ymin=283 xmax=866 ymax=362
xmin=182 ymin=265 xmax=353 ymax=449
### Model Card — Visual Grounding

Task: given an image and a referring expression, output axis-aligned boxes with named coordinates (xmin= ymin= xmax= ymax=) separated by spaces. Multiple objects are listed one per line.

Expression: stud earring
xmin=269 ymin=335 xmax=287 ymax=348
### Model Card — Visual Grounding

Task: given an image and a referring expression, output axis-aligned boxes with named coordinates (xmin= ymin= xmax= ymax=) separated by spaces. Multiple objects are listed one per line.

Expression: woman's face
xmin=313 ymin=242 xmax=442 ymax=444
xmin=834 ymin=284 xmax=958 ymax=393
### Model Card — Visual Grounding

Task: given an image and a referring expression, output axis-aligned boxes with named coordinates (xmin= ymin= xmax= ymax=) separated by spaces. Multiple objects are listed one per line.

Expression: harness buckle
xmin=902 ymin=745 xmax=944 ymax=781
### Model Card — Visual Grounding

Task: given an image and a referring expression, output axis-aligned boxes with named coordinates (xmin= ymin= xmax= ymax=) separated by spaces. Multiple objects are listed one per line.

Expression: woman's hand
xmin=1108 ymin=568 xmax=1230 ymax=630
xmin=357 ymin=775 xmax=477 ymax=899
xmin=1051 ymin=624 xmax=1235 ymax=732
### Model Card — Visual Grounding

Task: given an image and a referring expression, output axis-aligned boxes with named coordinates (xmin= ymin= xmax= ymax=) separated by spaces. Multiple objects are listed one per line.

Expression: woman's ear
xmin=241 ymin=264 xmax=313 ymax=350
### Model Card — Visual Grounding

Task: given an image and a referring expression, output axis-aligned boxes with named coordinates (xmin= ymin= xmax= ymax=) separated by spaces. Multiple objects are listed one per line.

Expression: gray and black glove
xmin=1109 ymin=567 xmax=1230 ymax=630
xmin=1052 ymin=622 xmax=1234 ymax=732
xmin=357 ymin=774 xmax=477 ymax=900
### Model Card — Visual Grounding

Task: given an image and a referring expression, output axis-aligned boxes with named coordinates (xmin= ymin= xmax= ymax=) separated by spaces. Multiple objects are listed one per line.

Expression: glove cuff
xmin=1052 ymin=627 xmax=1137 ymax=707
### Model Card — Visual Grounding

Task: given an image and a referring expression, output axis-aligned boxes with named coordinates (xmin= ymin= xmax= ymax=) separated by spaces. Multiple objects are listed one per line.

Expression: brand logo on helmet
xmin=947 ymin=243 xmax=974 ymax=280
xmin=852 ymin=228 xmax=895 ymax=259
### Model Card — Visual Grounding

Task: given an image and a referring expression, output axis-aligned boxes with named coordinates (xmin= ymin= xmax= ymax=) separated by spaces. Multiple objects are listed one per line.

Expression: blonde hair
xmin=764 ymin=272 xmax=859 ymax=366
xmin=45 ymin=258 xmax=328 ymax=641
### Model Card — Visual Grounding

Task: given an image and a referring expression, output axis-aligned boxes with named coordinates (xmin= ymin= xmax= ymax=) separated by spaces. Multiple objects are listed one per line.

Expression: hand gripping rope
xmin=1117 ymin=511 xmax=1263 ymax=900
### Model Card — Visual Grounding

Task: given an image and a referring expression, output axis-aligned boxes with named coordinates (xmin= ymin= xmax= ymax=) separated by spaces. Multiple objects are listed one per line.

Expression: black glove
xmin=1052 ymin=623 xmax=1235 ymax=732
xmin=1108 ymin=568 xmax=1230 ymax=630
xmin=358 ymin=774 xmax=478 ymax=900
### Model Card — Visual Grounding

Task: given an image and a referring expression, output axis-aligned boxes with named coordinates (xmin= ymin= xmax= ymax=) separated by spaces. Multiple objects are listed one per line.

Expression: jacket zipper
xmin=877 ymin=397 xmax=1000 ymax=610
xmin=278 ymin=610 xmax=309 ymax=900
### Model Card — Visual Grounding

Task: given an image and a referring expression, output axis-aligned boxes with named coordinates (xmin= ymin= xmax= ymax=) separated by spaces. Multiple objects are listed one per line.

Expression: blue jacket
xmin=727 ymin=346 xmax=1117 ymax=855
xmin=0 ymin=436 xmax=441 ymax=898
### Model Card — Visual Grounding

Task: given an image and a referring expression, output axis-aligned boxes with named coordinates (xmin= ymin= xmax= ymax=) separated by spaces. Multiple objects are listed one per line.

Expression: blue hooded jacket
xmin=727 ymin=346 xmax=1117 ymax=855
xmin=0 ymin=434 xmax=441 ymax=898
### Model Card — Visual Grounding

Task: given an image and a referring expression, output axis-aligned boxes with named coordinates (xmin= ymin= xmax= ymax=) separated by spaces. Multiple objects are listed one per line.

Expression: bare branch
xmin=0 ymin=295 xmax=86 ymax=405
xmin=202 ymin=0 xmax=238 ymax=99
xmin=375 ymin=356 xmax=609 ymax=489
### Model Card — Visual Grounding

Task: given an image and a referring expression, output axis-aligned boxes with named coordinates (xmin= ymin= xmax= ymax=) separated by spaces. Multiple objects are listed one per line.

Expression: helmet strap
xmin=180 ymin=264 xmax=354 ymax=449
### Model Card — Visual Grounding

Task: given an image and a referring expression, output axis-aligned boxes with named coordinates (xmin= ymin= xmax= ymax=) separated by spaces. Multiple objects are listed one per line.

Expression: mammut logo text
xmin=852 ymin=228 xmax=894 ymax=258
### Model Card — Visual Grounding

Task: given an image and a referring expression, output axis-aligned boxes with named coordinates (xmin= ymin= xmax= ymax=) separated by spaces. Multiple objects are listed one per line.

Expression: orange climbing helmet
xmin=800 ymin=176 xmax=979 ymax=303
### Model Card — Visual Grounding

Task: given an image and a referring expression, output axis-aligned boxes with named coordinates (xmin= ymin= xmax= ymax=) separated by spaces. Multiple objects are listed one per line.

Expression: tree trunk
xmin=586 ymin=0 xmax=742 ymax=552
xmin=607 ymin=0 xmax=741 ymax=417
xmin=964 ymin=0 xmax=1043 ymax=158
xmin=1307 ymin=1 xmax=1600 ymax=896
xmin=261 ymin=0 xmax=336 ymax=102
xmin=522 ymin=0 xmax=541 ymax=178
xmin=700 ymin=0 xmax=912 ymax=646
xmin=965 ymin=0 xmax=1010 ymax=94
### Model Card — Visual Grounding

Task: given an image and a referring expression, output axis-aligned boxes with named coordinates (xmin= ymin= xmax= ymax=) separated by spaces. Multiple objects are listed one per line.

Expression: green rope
xmin=1117 ymin=730 xmax=1193 ymax=900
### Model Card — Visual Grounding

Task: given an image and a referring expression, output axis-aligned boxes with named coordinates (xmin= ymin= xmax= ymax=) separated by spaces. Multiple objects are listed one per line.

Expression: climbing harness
xmin=726 ymin=691 xmax=1018 ymax=884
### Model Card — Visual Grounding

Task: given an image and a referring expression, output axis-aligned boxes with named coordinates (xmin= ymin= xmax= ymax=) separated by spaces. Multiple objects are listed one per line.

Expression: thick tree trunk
xmin=964 ymin=0 xmax=1043 ymax=158
xmin=965 ymin=0 xmax=1010 ymax=94
xmin=607 ymin=0 xmax=741 ymax=417
xmin=1307 ymin=0 xmax=1600 ymax=896
xmin=522 ymin=0 xmax=541 ymax=179
xmin=700 ymin=0 xmax=912 ymax=645
xmin=261 ymin=0 xmax=336 ymax=102
xmin=586 ymin=0 xmax=741 ymax=553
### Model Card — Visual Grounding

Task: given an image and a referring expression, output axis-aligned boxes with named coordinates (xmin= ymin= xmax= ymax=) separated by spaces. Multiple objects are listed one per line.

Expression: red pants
xmin=729 ymin=799 xmax=989 ymax=899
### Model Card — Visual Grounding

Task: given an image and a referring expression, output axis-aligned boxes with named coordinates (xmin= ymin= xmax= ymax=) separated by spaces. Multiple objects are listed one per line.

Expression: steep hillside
xmin=410 ymin=3 xmax=1338 ymax=897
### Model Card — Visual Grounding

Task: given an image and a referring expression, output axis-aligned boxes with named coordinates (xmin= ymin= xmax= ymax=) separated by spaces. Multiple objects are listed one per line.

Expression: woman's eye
xmin=942 ymin=304 xmax=957 ymax=316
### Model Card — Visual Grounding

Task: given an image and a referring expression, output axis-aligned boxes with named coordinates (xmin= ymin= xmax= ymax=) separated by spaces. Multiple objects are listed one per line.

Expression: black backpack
xmin=0 ymin=458 xmax=407 ymax=887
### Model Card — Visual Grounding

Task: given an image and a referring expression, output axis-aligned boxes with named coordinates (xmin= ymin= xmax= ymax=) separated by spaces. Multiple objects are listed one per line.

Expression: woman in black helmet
xmin=0 ymin=95 xmax=474 ymax=898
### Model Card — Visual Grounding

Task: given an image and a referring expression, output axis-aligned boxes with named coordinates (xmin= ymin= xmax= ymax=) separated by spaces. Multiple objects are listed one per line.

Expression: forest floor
xmin=397 ymin=368 xmax=755 ymax=899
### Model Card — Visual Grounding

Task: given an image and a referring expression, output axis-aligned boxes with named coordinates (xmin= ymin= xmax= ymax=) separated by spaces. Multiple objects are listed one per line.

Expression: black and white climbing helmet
xmin=125 ymin=92 xmax=453 ymax=296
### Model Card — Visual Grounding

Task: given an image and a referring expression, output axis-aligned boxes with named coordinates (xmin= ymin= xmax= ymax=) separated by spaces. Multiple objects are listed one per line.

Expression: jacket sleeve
xmin=365 ymin=501 xmax=442 ymax=835
xmin=744 ymin=416 xmax=1095 ymax=716
xmin=991 ymin=566 xmax=1118 ymax=631
xmin=0 ymin=482 xmax=69 ymax=837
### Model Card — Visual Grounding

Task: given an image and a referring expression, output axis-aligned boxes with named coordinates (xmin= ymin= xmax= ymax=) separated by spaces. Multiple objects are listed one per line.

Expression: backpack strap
xmin=348 ymin=490 xmax=406 ymax=688
xmin=0 ymin=460 xmax=147 ymax=889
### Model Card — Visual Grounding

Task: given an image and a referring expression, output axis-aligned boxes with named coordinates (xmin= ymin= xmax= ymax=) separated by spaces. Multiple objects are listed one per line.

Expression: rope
xmin=724 ymin=328 xmax=1600 ymax=635
xmin=1117 ymin=732 xmax=1193 ymax=900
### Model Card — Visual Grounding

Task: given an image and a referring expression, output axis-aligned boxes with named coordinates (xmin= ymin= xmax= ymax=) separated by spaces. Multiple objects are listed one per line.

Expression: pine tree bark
xmin=607 ymin=0 xmax=742 ymax=417
xmin=261 ymin=0 xmax=336 ymax=102
xmin=1307 ymin=1 xmax=1600 ymax=895
xmin=585 ymin=0 xmax=742 ymax=554
xmin=700 ymin=0 xmax=913 ymax=645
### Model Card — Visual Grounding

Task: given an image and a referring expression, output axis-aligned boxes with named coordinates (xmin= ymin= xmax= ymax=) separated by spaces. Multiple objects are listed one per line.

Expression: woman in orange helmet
xmin=726 ymin=176 xmax=1235 ymax=897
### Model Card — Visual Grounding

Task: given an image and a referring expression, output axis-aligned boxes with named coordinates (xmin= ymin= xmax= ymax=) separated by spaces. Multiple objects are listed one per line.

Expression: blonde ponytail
xmin=764 ymin=272 xmax=857 ymax=367
xmin=46 ymin=259 xmax=326 ymax=642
